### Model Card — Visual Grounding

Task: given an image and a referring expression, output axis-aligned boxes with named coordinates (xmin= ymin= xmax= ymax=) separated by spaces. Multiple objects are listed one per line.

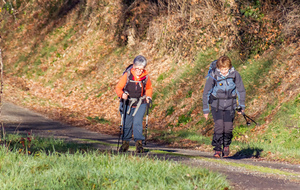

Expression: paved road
xmin=1 ymin=102 xmax=300 ymax=190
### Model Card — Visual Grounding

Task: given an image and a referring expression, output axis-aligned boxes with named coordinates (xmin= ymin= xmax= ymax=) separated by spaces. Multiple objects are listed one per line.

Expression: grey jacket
xmin=202 ymin=67 xmax=246 ymax=114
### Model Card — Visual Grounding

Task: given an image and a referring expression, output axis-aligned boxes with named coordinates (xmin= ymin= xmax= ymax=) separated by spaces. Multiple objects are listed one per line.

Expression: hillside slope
xmin=1 ymin=0 xmax=299 ymax=162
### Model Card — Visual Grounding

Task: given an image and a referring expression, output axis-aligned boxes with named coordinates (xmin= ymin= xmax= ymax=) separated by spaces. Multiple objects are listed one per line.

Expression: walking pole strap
xmin=242 ymin=112 xmax=258 ymax=125
xmin=242 ymin=112 xmax=258 ymax=126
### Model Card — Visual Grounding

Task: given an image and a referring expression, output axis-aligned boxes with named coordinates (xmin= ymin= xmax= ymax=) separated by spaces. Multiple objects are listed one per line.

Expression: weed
xmin=186 ymin=90 xmax=193 ymax=98
xmin=86 ymin=116 xmax=111 ymax=124
xmin=165 ymin=106 xmax=175 ymax=116
xmin=96 ymin=92 xmax=103 ymax=98
xmin=177 ymin=112 xmax=192 ymax=126
xmin=157 ymin=73 xmax=166 ymax=82
xmin=233 ymin=124 xmax=252 ymax=139
xmin=240 ymin=3 xmax=264 ymax=20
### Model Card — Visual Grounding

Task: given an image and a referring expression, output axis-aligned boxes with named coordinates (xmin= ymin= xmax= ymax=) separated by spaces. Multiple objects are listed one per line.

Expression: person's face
xmin=219 ymin=67 xmax=229 ymax=76
xmin=133 ymin=66 xmax=145 ymax=76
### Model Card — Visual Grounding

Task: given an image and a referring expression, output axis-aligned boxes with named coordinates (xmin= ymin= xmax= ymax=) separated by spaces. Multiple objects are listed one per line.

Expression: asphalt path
xmin=1 ymin=102 xmax=300 ymax=190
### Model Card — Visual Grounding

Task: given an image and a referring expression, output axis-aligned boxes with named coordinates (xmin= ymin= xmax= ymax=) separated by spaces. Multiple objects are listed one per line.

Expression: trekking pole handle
xmin=235 ymin=106 xmax=243 ymax=113
xmin=147 ymin=98 xmax=153 ymax=109
xmin=122 ymin=91 xmax=129 ymax=100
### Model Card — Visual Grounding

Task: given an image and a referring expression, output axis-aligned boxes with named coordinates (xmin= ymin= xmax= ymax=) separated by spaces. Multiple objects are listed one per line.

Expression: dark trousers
xmin=211 ymin=107 xmax=235 ymax=151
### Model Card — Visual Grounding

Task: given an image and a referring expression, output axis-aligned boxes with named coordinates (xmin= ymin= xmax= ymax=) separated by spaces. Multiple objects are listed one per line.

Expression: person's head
xmin=133 ymin=55 xmax=147 ymax=76
xmin=217 ymin=56 xmax=232 ymax=75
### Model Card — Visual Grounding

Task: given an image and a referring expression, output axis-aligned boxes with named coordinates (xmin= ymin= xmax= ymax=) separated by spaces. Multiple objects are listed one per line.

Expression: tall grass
xmin=0 ymin=134 xmax=230 ymax=190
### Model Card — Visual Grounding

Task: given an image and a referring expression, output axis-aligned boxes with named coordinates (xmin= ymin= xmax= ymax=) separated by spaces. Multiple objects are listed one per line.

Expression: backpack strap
xmin=206 ymin=60 xmax=218 ymax=81
xmin=123 ymin=64 xmax=133 ymax=75
xmin=142 ymin=75 xmax=148 ymax=88
xmin=123 ymin=69 xmax=131 ymax=91
xmin=124 ymin=70 xmax=149 ymax=100
xmin=213 ymin=73 xmax=217 ymax=86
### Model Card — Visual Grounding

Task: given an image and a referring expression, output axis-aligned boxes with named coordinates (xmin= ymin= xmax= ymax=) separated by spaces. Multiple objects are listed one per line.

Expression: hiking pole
xmin=117 ymin=99 xmax=126 ymax=151
xmin=144 ymin=98 xmax=152 ymax=146
xmin=236 ymin=106 xmax=259 ymax=126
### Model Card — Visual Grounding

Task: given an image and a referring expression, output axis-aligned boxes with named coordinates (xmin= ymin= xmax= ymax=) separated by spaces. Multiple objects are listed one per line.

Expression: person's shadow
xmin=228 ymin=147 xmax=263 ymax=159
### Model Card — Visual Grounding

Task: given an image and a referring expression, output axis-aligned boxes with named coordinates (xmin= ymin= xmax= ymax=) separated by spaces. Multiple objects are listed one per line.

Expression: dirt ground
xmin=1 ymin=102 xmax=300 ymax=190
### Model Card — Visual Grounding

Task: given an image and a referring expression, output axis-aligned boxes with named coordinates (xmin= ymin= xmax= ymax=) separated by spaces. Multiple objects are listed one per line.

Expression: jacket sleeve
xmin=115 ymin=73 xmax=128 ymax=98
xmin=145 ymin=76 xmax=153 ymax=98
xmin=202 ymin=76 xmax=215 ymax=114
xmin=235 ymin=71 xmax=246 ymax=110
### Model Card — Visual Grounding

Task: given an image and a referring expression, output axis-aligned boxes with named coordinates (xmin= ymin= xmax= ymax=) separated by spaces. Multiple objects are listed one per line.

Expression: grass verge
xmin=197 ymin=157 xmax=300 ymax=182
xmin=0 ymin=134 xmax=230 ymax=190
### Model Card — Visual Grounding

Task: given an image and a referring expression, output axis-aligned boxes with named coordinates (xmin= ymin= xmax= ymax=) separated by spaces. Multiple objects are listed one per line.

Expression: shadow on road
xmin=229 ymin=147 xmax=263 ymax=159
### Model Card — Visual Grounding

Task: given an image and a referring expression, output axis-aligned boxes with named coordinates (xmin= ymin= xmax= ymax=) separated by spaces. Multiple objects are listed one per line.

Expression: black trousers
xmin=211 ymin=107 xmax=235 ymax=151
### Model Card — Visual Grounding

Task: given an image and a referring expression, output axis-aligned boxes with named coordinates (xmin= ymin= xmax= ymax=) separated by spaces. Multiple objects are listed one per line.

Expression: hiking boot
xmin=223 ymin=146 xmax=230 ymax=157
xmin=213 ymin=151 xmax=222 ymax=158
xmin=135 ymin=140 xmax=144 ymax=153
xmin=119 ymin=141 xmax=129 ymax=153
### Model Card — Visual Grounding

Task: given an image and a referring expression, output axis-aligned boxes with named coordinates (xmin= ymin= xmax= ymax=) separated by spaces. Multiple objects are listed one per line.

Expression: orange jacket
xmin=116 ymin=68 xmax=153 ymax=99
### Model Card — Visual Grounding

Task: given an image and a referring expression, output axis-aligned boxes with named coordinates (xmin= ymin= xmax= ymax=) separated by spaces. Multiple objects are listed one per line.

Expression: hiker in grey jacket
xmin=202 ymin=56 xmax=246 ymax=158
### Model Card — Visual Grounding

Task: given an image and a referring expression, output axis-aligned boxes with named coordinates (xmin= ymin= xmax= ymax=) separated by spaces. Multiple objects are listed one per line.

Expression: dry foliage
xmin=280 ymin=1 xmax=300 ymax=42
xmin=1 ymin=0 xmax=299 ymax=144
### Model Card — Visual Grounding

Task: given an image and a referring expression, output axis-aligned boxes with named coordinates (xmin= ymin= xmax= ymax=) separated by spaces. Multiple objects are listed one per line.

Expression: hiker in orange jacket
xmin=116 ymin=55 xmax=153 ymax=153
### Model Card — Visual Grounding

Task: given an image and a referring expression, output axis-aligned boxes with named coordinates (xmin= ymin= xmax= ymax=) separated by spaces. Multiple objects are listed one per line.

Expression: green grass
xmin=86 ymin=116 xmax=111 ymax=124
xmin=228 ymin=94 xmax=300 ymax=162
xmin=0 ymin=134 xmax=230 ymax=190
xmin=150 ymin=129 xmax=211 ymax=145
xmin=199 ymin=157 xmax=299 ymax=180
xmin=232 ymin=124 xmax=254 ymax=139
xmin=152 ymin=49 xmax=218 ymax=125
xmin=238 ymin=58 xmax=272 ymax=90
xmin=154 ymin=49 xmax=217 ymax=101
xmin=176 ymin=131 xmax=211 ymax=144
